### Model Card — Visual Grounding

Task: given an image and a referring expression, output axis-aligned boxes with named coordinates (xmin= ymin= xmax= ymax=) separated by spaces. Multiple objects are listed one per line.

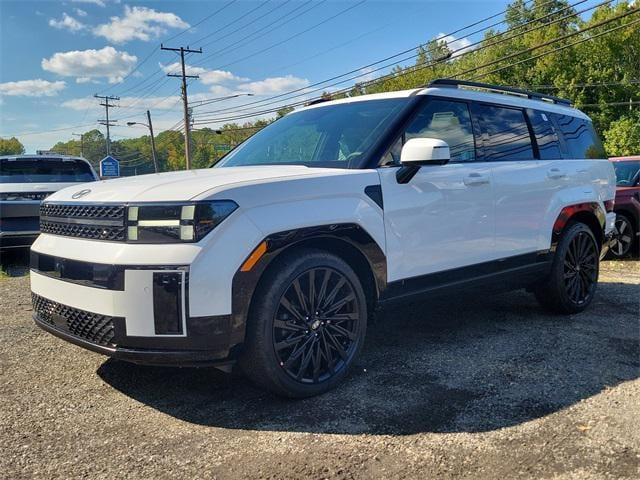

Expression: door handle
xmin=547 ymin=167 xmax=567 ymax=179
xmin=463 ymin=172 xmax=490 ymax=186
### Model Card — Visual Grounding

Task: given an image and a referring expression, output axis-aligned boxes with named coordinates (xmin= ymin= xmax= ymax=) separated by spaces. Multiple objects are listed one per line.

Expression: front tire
xmin=534 ymin=222 xmax=600 ymax=314
xmin=240 ymin=248 xmax=367 ymax=398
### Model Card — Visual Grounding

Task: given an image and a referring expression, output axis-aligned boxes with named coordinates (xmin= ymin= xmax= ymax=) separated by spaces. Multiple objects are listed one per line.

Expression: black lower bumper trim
xmin=0 ymin=232 xmax=39 ymax=249
xmin=34 ymin=314 xmax=234 ymax=367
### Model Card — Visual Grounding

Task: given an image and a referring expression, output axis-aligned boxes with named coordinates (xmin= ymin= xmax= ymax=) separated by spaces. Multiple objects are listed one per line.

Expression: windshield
xmin=613 ymin=161 xmax=640 ymax=187
xmin=0 ymin=158 xmax=95 ymax=183
xmin=216 ymin=98 xmax=410 ymax=169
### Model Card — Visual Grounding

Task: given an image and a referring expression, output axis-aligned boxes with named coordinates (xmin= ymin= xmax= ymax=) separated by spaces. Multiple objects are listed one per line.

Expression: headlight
xmin=127 ymin=201 xmax=238 ymax=243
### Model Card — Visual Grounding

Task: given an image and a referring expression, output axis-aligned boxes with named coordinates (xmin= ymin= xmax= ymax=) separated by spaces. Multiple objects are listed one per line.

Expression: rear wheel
xmin=534 ymin=222 xmax=599 ymax=314
xmin=240 ymin=249 xmax=367 ymax=397
xmin=609 ymin=213 xmax=634 ymax=258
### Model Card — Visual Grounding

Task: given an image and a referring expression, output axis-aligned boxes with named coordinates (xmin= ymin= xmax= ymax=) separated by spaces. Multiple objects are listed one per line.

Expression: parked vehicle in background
xmin=0 ymin=155 xmax=97 ymax=250
xmin=30 ymin=80 xmax=616 ymax=397
xmin=608 ymin=156 xmax=640 ymax=258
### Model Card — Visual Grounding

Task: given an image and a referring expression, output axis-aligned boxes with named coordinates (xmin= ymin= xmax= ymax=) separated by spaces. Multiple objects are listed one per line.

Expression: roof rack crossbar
xmin=428 ymin=78 xmax=572 ymax=106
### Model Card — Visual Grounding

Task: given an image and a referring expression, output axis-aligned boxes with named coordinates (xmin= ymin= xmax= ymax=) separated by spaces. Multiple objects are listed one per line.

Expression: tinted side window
xmin=380 ymin=99 xmax=476 ymax=165
xmin=527 ymin=109 xmax=563 ymax=160
xmin=551 ymin=114 xmax=606 ymax=159
xmin=405 ymin=100 xmax=476 ymax=162
xmin=474 ymin=105 xmax=534 ymax=161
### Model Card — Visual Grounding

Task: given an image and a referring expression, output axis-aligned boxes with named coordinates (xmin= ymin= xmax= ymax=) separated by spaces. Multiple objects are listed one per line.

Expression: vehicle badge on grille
xmin=71 ymin=189 xmax=92 ymax=199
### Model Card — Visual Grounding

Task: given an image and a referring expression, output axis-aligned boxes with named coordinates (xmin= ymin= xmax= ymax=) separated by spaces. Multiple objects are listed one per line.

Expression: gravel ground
xmin=0 ymin=257 xmax=638 ymax=479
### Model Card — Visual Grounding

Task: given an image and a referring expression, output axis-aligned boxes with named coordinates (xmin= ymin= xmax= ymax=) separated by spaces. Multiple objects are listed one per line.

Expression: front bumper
xmin=30 ymin=252 xmax=237 ymax=367
xmin=33 ymin=310 xmax=233 ymax=367
xmin=0 ymin=207 xmax=40 ymax=249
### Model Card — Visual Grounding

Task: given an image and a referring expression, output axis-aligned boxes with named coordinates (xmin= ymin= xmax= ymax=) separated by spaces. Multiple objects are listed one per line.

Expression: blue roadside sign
xmin=100 ymin=156 xmax=120 ymax=177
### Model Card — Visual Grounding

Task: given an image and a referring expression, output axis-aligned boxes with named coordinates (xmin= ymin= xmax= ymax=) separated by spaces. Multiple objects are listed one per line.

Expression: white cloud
xmin=158 ymin=62 xmax=248 ymax=84
xmin=207 ymin=85 xmax=234 ymax=96
xmin=49 ymin=13 xmax=86 ymax=32
xmin=236 ymin=75 xmax=310 ymax=95
xmin=93 ymin=6 xmax=189 ymax=44
xmin=200 ymin=69 xmax=248 ymax=85
xmin=159 ymin=62 xmax=208 ymax=77
xmin=62 ymin=94 xmax=183 ymax=112
xmin=42 ymin=46 xmax=137 ymax=84
xmin=74 ymin=8 xmax=88 ymax=17
xmin=436 ymin=33 xmax=474 ymax=58
xmin=71 ymin=0 xmax=106 ymax=7
xmin=0 ymin=79 xmax=66 ymax=97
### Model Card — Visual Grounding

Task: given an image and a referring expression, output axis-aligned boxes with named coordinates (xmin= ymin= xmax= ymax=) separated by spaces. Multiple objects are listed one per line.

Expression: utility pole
xmin=72 ymin=132 xmax=84 ymax=157
xmin=95 ymin=94 xmax=119 ymax=156
xmin=146 ymin=110 xmax=159 ymax=173
xmin=126 ymin=110 xmax=159 ymax=173
xmin=161 ymin=44 xmax=202 ymax=169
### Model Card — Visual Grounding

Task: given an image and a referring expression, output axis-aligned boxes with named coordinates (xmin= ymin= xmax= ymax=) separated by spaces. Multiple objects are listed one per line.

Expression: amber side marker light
xmin=241 ymin=241 xmax=268 ymax=272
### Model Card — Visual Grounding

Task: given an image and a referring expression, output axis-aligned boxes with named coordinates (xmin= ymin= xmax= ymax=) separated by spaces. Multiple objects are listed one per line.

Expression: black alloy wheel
xmin=534 ymin=221 xmax=600 ymax=314
xmin=273 ymin=267 xmax=360 ymax=384
xmin=240 ymin=249 xmax=367 ymax=397
xmin=609 ymin=214 xmax=634 ymax=258
xmin=563 ymin=231 xmax=598 ymax=306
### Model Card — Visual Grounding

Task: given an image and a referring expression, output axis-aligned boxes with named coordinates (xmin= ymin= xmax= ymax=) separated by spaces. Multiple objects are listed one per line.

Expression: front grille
xmin=40 ymin=203 xmax=126 ymax=241
xmin=32 ymin=293 xmax=117 ymax=347
xmin=40 ymin=221 xmax=126 ymax=241
xmin=40 ymin=204 xmax=125 ymax=219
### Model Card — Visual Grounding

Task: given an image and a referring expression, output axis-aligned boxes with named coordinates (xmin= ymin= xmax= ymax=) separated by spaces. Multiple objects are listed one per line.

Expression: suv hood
xmin=46 ymin=165 xmax=357 ymax=203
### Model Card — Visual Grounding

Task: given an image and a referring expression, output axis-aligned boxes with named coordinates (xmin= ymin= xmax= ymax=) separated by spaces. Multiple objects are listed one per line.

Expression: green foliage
xmin=0 ymin=137 xmax=25 ymax=155
xmin=604 ymin=111 xmax=640 ymax=156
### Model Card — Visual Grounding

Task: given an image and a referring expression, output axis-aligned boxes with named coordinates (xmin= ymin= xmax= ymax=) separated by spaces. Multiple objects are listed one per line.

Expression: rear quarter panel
xmin=538 ymin=159 xmax=616 ymax=250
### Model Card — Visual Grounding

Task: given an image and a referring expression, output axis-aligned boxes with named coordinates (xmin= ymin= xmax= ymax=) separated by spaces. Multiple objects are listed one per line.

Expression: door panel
xmin=378 ymin=164 xmax=494 ymax=282
xmin=491 ymin=160 xmax=565 ymax=256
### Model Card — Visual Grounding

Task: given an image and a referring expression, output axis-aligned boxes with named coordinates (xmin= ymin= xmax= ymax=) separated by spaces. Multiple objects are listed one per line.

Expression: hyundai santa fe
xmin=30 ymin=79 xmax=616 ymax=397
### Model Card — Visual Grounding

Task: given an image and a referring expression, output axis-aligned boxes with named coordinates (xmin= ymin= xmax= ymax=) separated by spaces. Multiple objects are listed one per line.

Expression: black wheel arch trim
xmin=551 ymin=202 xmax=606 ymax=251
xmin=229 ymin=223 xmax=386 ymax=356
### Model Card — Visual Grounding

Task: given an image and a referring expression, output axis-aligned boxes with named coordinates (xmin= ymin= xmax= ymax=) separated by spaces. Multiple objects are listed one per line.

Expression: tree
xmin=0 ymin=137 xmax=25 ymax=155
xmin=604 ymin=111 xmax=640 ymax=156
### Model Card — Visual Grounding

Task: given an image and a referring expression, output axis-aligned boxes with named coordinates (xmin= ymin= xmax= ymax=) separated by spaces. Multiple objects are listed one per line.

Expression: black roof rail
xmin=427 ymin=78 xmax=572 ymax=106
xmin=306 ymin=97 xmax=332 ymax=106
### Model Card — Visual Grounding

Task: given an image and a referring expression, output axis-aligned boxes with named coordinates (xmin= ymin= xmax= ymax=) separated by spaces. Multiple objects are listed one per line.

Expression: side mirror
xmin=400 ymin=138 xmax=450 ymax=166
xmin=397 ymin=138 xmax=450 ymax=184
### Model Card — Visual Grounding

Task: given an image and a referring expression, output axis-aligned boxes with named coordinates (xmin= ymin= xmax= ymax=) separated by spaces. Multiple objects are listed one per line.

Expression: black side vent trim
xmin=364 ymin=185 xmax=384 ymax=210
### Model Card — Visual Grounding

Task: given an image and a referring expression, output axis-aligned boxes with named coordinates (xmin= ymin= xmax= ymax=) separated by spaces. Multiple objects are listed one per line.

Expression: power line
xmin=194 ymin=6 xmax=638 ymax=125
xmin=193 ymin=0 xmax=609 ymax=124
xmin=164 ymin=0 xmax=240 ymax=43
xmin=190 ymin=0 xmax=281 ymax=48
xmin=194 ymin=0 xmax=319 ymax=61
xmin=202 ymin=0 xmax=367 ymax=71
xmin=193 ymin=0 xmax=593 ymax=119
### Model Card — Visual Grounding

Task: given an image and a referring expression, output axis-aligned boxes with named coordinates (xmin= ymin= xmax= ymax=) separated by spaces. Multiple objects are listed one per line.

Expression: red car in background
xmin=609 ymin=156 xmax=640 ymax=258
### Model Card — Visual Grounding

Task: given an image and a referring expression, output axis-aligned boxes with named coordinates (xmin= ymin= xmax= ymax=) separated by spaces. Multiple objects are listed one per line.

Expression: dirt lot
xmin=0 ymin=257 xmax=638 ymax=479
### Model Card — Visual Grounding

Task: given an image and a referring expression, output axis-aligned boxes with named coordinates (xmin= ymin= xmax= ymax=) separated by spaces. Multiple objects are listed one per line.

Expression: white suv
xmin=30 ymin=80 xmax=616 ymax=397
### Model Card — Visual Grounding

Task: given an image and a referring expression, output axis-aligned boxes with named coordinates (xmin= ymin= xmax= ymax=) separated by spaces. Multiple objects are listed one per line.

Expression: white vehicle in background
xmin=0 ymin=154 xmax=97 ymax=250
xmin=30 ymin=80 xmax=616 ymax=397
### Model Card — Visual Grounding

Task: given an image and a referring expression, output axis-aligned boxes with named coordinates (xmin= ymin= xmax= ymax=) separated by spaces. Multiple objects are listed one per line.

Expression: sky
xmin=0 ymin=0 xmax=513 ymax=153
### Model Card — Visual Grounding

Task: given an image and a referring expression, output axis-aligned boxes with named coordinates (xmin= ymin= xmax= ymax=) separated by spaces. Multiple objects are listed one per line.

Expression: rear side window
xmin=474 ymin=105 xmax=535 ymax=161
xmin=550 ymin=114 xmax=606 ymax=159
xmin=0 ymin=158 xmax=95 ymax=183
xmin=527 ymin=109 xmax=563 ymax=160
